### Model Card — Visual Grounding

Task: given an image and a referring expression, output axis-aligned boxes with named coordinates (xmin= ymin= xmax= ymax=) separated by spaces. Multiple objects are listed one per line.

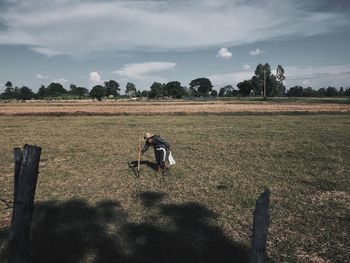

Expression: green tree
xmin=237 ymin=80 xmax=253 ymax=96
xmin=189 ymin=78 xmax=213 ymax=97
xmin=36 ymin=85 xmax=47 ymax=99
xmin=218 ymin=87 xmax=226 ymax=97
xmin=104 ymin=80 xmax=120 ymax=97
xmin=218 ymin=85 xmax=238 ymax=97
xmin=18 ymin=86 xmax=34 ymax=100
xmin=287 ymin=86 xmax=303 ymax=97
xmin=251 ymin=63 xmax=281 ymax=96
xmin=148 ymin=82 xmax=164 ymax=98
xmin=339 ymin=87 xmax=344 ymax=96
xmin=210 ymin=90 xmax=218 ymax=97
xmin=1 ymin=81 xmax=15 ymax=99
xmin=135 ymin=90 xmax=142 ymax=97
xmin=5 ymin=81 xmax=12 ymax=89
xmin=46 ymin=83 xmax=67 ymax=97
xmin=252 ymin=64 xmax=269 ymax=96
xmin=125 ymin=82 xmax=137 ymax=97
xmin=275 ymin=65 xmax=286 ymax=96
xmin=90 ymin=85 xmax=106 ymax=100
xmin=317 ymin=88 xmax=326 ymax=97
xmin=303 ymin=87 xmax=315 ymax=97
xmin=70 ymin=84 xmax=89 ymax=99
xmin=344 ymin=88 xmax=350 ymax=96
xmin=141 ymin=90 xmax=149 ymax=97
xmin=163 ymin=81 xmax=187 ymax=99
xmin=326 ymin=86 xmax=338 ymax=97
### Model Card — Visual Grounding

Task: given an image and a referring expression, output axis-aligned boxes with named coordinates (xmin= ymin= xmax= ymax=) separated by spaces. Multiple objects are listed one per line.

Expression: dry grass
xmin=0 ymin=114 xmax=349 ymax=262
xmin=0 ymin=99 xmax=349 ymax=116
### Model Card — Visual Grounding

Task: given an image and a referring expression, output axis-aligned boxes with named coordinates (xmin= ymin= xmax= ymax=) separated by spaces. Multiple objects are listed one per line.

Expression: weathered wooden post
xmin=250 ymin=189 xmax=270 ymax=263
xmin=8 ymin=144 xmax=41 ymax=263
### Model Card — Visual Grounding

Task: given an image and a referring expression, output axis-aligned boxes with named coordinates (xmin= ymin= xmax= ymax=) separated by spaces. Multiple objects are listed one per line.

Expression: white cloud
xmin=115 ymin=62 xmax=176 ymax=80
xmin=89 ymin=72 xmax=102 ymax=84
xmin=36 ymin=74 xmax=48 ymax=79
xmin=302 ymin=80 xmax=310 ymax=86
xmin=243 ymin=64 xmax=251 ymax=70
xmin=250 ymin=48 xmax=264 ymax=56
xmin=31 ymin=47 xmax=62 ymax=57
xmin=209 ymin=71 xmax=253 ymax=87
xmin=0 ymin=0 xmax=348 ymax=56
xmin=216 ymin=48 xmax=232 ymax=59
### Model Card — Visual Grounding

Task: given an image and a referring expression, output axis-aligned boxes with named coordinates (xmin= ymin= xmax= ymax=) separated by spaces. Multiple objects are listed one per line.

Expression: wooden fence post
xmin=8 ymin=144 xmax=41 ymax=263
xmin=249 ymin=189 xmax=270 ymax=263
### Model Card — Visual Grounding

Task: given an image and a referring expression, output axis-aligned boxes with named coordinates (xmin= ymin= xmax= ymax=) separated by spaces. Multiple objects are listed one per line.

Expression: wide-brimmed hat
xmin=144 ymin=132 xmax=154 ymax=140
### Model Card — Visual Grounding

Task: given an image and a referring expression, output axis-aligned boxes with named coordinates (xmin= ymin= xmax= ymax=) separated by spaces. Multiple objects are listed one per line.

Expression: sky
xmin=0 ymin=0 xmax=350 ymax=93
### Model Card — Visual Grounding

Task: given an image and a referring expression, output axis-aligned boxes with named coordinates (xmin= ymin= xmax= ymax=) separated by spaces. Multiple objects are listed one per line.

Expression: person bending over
xmin=141 ymin=132 xmax=170 ymax=176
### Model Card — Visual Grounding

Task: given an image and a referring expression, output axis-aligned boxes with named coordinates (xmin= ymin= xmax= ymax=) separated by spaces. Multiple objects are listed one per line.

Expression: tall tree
xmin=18 ymin=86 xmax=34 ymax=100
xmin=326 ymin=86 xmax=338 ymax=97
xmin=317 ymin=88 xmax=326 ymax=97
xmin=5 ymin=81 xmax=12 ymax=89
xmin=237 ymin=80 xmax=253 ymax=96
xmin=251 ymin=63 xmax=281 ymax=96
xmin=189 ymin=78 xmax=213 ymax=97
xmin=148 ymin=82 xmax=164 ymax=98
xmin=286 ymin=86 xmax=303 ymax=97
xmin=218 ymin=85 xmax=236 ymax=97
xmin=344 ymin=88 xmax=350 ymax=96
xmin=141 ymin=90 xmax=149 ymax=97
xmin=70 ymin=84 xmax=89 ymax=99
xmin=90 ymin=85 xmax=106 ymax=100
xmin=210 ymin=90 xmax=218 ymax=97
xmin=163 ymin=81 xmax=187 ymax=98
xmin=303 ymin=87 xmax=315 ymax=97
xmin=1 ymin=81 xmax=15 ymax=99
xmin=125 ymin=82 xmax=137 ymax=97
xmin=104 ymin=80 xmax=120 ymax=97
xmin=46 ymin=83 xmax=67 ymax=97
xmin=36 ymin=85 xmax=46 ymax=99
xmin=275 ymin=65 xmax=286 ymax=96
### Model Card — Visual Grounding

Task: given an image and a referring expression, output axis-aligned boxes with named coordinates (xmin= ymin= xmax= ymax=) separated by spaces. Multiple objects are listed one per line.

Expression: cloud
xmin=302 ymin=80 xmax=310 ymax=86
xmin=36 ymin=74 xmax=48 ymax=79
xmin=285 ymin=64 xmax=350 ymax=79
xmin=285 ymin=64 xmax=350 ymax=87
xmin=0 ymin=0 xmax=349 ymax=56
xmin=31 ymin=47 xmax=62 ymax=57
xmin=89 ymin=72 xmax=102 ymax=84
xmin=243 ymin=64 xmax=251 ymax=70
xmin=52 ymin=78 xmax=68 ymax=83
xmin=216 ymin=48 xmax=232 ymax=59
xmin=209 ymin=71 xmax=253 ymax=87
xmin=250 ymin=48 xmax=264 ymax=56
xmin=115 ymin=62 xmax=176 ymax=80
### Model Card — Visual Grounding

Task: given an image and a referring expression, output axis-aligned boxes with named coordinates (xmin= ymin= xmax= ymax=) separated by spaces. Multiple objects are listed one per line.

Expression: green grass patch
xmin=0 ymin=114 xmax=349 ymax=262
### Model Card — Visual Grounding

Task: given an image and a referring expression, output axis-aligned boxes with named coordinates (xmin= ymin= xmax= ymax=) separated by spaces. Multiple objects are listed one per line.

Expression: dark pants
xmin=154 ymin=148 xmax=167 ymax=166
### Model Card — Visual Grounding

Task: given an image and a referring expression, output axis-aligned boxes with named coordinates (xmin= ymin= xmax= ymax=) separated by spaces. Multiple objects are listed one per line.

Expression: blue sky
xmin=0 ymin=0 xmax=350 ymax=93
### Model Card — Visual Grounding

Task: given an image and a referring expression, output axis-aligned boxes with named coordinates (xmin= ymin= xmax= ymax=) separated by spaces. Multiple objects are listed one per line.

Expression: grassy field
xmin=0 ymin=114 xmax=349 ymax=262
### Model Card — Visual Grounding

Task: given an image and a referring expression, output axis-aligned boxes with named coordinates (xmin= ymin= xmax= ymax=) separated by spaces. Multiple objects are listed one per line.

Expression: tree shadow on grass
xmin=0 ymin=191 xmax=249 ymax=263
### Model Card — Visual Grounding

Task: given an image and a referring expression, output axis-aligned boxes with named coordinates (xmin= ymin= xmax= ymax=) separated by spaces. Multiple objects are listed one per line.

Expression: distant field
xmin=0 ymin=98 xmax=349 ymax=115
xmin=0 ymin=114 xmax=349 ymax=262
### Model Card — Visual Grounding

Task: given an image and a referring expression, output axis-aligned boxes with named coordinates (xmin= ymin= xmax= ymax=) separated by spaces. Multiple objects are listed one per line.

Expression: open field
xmin=1 ymin=114 xmax=350 ymax=262
xmin=0 ymin=99 xmax=349 ymax=116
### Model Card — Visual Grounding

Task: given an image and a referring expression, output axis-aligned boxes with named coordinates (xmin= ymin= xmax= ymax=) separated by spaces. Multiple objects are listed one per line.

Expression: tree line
xmin=1 ymin=63 xmax=349 ymax=100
